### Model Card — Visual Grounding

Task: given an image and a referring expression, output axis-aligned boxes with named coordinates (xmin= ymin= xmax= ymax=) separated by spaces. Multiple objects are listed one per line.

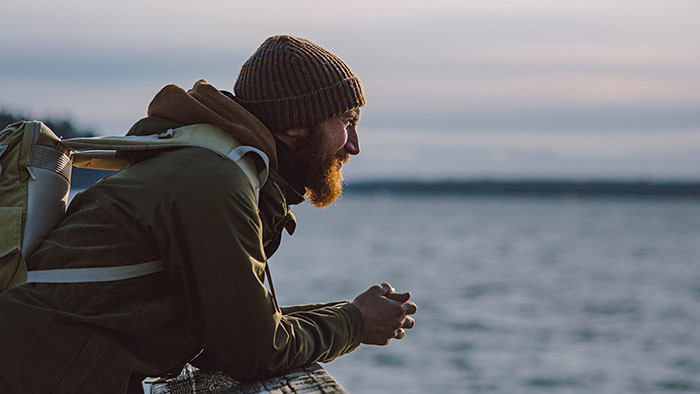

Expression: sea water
xmin=269 ymin=194 xmax=700 ymax=393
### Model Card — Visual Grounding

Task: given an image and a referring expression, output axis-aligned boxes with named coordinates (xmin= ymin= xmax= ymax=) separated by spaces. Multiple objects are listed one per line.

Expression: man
xmin=0 ymin=35 xmax=416 ymax=393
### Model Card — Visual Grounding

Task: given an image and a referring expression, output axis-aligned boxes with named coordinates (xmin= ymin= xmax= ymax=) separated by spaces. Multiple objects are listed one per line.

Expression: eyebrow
xmin=344 ymin=109 xmax=360 ymax=123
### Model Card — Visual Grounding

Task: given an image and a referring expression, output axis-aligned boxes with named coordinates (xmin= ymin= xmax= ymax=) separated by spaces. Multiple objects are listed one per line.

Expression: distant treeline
xmin=1 ymin=109 xmax=95 ymax=138
xmin=344 ymin=180 xmax=700 ymax=197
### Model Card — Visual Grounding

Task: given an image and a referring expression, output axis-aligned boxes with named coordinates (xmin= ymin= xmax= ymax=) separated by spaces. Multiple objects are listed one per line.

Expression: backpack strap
xmin=25 ymin=260 xmax=165 ymax=284
xmin=24 ymin=124 xmax=269 ymax=284
xmin=62 ymin=123 xmax=270 ymax=194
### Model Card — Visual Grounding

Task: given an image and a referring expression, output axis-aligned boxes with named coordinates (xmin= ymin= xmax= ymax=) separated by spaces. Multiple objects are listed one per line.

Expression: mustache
xmin=336 ymin=150 xmax=350 ymax=163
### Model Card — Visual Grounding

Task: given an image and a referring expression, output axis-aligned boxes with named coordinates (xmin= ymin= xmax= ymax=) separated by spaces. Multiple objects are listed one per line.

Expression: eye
xmin=344 ymin=118 xmax=357 ymax=128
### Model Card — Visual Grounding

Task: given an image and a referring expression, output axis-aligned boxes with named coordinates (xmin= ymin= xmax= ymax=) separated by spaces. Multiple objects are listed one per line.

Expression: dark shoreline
xmin=343 ymin=179 xmax=700 ymax=197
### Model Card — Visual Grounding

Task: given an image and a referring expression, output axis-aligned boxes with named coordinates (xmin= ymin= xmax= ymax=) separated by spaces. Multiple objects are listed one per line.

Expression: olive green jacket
xmin=0 ymin=91 xmax=362 ymax=393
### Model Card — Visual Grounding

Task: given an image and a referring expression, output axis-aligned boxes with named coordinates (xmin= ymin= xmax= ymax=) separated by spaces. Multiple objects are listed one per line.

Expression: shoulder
xmin=160 ymin=147 xmax=259 ymax=211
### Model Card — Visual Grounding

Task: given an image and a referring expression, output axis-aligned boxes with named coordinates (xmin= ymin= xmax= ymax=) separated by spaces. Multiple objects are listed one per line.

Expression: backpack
xmin=0 ymin=120 xmax=269 ymax=291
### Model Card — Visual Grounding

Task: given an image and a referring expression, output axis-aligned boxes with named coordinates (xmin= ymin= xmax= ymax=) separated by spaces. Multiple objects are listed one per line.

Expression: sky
xmin=2 ymin=0 xmax=699 ymax=180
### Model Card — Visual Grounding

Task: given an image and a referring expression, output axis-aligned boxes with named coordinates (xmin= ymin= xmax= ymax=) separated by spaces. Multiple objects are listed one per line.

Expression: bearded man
xmin=0 ymin=35 xmax=416 ymax=393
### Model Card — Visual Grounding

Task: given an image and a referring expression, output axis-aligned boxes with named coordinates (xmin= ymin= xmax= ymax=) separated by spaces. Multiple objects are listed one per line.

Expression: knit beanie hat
xmin=234 ymin=35 xmax=365 ymax=133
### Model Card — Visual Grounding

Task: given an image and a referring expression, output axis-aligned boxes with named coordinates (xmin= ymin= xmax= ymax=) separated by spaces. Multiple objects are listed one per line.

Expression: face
xmin=295 ymin=108 xmax=361 ymax=208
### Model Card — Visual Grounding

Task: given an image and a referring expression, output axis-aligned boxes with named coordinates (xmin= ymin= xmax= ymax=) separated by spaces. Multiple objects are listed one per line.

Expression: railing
xmin=145 ymin=363 xmax=348 ymax=394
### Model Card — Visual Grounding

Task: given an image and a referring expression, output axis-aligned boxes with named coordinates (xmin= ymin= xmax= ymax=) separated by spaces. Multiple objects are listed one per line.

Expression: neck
xmin=274 ymin=136 xmax=306 ymax=195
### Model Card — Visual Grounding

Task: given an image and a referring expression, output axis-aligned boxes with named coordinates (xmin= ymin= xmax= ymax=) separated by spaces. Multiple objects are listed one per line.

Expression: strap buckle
xmin=157 ymin=129 xmax=175 ymax=139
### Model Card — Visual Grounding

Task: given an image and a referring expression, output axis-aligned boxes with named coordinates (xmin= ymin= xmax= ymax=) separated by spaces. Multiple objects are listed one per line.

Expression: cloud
xmin=0 ymin=46 xmax=249 ymax=82
xmin=362 ymin=129 xmax=700 ymax=156
xmin=360 ymin=105 xmax=700 ymax=133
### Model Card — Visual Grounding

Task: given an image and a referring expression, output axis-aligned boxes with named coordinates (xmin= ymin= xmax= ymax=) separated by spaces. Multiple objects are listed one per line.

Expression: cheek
xmin=314 ymin=121 xmax=349 ymax=156
xmin=328 ymin=128 xmax=348 ymax=153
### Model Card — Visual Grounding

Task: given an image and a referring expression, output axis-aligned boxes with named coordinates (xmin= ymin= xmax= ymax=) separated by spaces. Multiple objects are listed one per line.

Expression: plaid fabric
xmin=145 ymin=363 xmax=348 ymax=394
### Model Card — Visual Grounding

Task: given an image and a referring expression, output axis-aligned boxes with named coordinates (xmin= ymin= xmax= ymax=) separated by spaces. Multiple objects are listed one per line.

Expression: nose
xmin=345 ymin=125 xmax=360 ymax=155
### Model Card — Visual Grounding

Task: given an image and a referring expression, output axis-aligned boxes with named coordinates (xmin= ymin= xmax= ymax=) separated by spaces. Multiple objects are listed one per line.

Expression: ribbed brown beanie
xmin=234 ymin=35 xmax=365 ymax=133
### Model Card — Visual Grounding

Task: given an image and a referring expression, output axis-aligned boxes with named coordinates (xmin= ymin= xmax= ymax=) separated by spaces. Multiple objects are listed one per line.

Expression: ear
xmin=279 ymin=127 xmax=310 ymax=138
xmin=274 ymin=127 xmax=310 ymax=150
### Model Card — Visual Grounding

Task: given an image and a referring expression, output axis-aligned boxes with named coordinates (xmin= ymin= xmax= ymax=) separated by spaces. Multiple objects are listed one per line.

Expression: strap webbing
xmin=265 ymin=263 xmax=280 ymax=313
xmin=25 ymin=260 xmax=165 ymax=284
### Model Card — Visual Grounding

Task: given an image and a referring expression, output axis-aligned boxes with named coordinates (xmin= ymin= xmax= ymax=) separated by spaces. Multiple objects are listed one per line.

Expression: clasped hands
xmin=351 ymin=282 xmax=417 ymax=345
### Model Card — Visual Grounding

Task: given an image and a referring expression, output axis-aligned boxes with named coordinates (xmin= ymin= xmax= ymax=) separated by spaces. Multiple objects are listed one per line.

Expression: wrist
xmin=345 ymin=302 xmax=365 ymax=347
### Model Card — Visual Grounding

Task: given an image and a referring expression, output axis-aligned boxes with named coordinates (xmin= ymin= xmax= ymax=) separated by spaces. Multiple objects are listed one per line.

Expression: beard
xmin=295 ymin=128 xmax=349 ymax=208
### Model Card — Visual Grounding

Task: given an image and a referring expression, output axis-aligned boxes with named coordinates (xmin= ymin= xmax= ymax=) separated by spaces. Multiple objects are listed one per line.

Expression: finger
xmin=374 ymin=282 xmax=394 ymax=296
xmin=401 ymin=316 xmax=415 ymax=329
xmin=402 ymin=301 xmax=418 ymax=315
xmin=394 ymin=328 xmax=405 ymax=339
xmin=385 ymin=291 xmax=410 ymax=303
xmin=381 ymin=282 xmax=395 ymax=294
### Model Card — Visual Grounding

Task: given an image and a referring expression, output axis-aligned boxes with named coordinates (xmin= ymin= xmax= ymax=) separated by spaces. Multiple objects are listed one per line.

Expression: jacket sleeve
xmin=280 ymin=301 xmax=350 ymax=315
xmin=154 ymin=150 xmax=363 ymax=381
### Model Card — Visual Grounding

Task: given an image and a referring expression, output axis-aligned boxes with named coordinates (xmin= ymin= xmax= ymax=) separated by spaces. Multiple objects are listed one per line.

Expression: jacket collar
xmin=258 ymin=169 xmax=303 ymax=257
xmin=266 ymin=170 xmax=305 ymax=207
